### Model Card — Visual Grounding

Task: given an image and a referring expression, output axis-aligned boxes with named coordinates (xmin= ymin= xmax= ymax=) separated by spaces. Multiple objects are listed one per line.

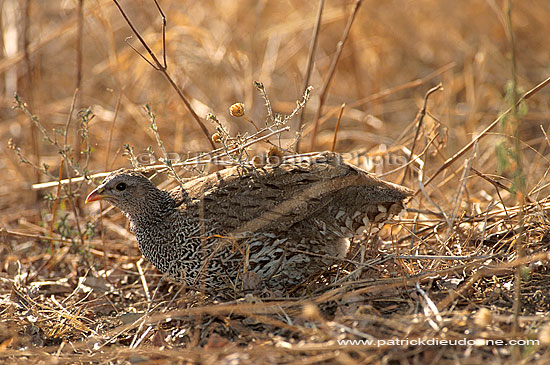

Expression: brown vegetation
xmin=1 ymin=0 xmax=550 ymax=363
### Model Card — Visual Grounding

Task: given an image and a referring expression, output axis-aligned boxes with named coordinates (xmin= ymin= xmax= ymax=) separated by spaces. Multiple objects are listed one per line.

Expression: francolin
xmin=86 ymin=152 xmax=411 ymax=294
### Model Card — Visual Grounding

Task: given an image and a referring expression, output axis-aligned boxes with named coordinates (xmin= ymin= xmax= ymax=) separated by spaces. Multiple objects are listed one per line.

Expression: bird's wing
xmin=172 ymin=152 xmax=412 ymax=234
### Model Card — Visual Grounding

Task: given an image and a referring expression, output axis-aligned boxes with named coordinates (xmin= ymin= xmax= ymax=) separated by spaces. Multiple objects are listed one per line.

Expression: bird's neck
xmin=122 ymin=189 xmax=177 ymax=228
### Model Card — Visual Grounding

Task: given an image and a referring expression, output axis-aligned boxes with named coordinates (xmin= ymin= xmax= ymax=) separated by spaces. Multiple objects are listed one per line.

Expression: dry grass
xmin=2 ymin=0 xmax=550 ymax=363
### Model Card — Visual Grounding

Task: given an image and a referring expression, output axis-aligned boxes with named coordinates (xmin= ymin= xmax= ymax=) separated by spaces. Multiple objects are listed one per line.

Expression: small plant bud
xmin=211 ymin=132 xmax=222 ymax=144
xmin=229 ymin=103 xmax=245 ymax=117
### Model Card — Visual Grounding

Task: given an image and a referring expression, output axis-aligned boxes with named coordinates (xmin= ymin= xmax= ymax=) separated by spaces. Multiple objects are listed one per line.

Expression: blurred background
xmin=1 ymin=0 xmax=549 ymax=227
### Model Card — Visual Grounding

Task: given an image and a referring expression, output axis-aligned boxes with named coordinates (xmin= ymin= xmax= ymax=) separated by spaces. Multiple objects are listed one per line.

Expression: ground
xmin=1 ymin=0 xmax=550 ymax=363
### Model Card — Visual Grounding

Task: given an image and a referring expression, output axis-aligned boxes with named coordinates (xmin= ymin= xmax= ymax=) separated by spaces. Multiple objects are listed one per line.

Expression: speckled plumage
xmin=86 ymin=152 xmax=412 ymax=293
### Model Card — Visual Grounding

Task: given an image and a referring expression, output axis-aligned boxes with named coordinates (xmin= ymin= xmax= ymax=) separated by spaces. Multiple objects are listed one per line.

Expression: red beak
xmin=85 ymin=186 xmax=106 ymax=204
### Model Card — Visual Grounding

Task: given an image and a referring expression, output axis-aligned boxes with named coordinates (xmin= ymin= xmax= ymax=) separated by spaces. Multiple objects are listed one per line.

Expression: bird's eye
xmin=115 ymin=182 xmax=127 ymax=191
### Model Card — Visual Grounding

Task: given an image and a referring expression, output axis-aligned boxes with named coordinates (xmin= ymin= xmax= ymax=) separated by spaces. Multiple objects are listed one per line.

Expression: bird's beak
xmin=85 ymin=185 xmax=107 ymax=204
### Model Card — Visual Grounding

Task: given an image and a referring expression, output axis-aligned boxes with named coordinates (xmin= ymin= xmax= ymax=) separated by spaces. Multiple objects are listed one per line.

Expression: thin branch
xmin=471 ymin=167 xmax=533 ymax=204
xmin=153 ymin=0 xmax=167 ymax=69
xmin=111 ymin=0 xmax=215 ymax=148
xmin=75 ymin=0 xmax=83 ymax=165
xmin=296 ymin=0 xmax=325 ymax=152
xmin=401 ymin=83 xmax=442 ymax=184
xmin=32 ymin=126 xmax=291 ymax=190
xmin=63 ymin=89 xmax=87 ymax=252
xmin=330 ymin=103 xmax=345 ymax=152
xmin=309 ymin=0 xmax=362 ymax=151
xmin=105 ymin=91 xmax=122 ymax=170
xmin=300 ymin=63 xmax=455 ymax=141
xmin=124 ymin=37 xmax=157 ymax=69
xmin=505 ymin=0 xmax=523 ymax=340
xmin=418 ymin=75 xmax=550 ymax=194
xmin=23 ymin=0 xmax=40 ymax=188
xmin=254 ymin=81 xmax=274 ymax=124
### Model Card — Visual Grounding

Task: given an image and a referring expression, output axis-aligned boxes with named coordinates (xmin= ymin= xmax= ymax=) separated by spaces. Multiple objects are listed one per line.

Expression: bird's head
xmin=85 ymin=170 xmax=160 ymax=216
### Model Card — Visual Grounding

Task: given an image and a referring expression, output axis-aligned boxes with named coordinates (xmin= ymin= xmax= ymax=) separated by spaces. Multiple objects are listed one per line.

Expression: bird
xmin=85 ymin=152 xmax=412 ymax=294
